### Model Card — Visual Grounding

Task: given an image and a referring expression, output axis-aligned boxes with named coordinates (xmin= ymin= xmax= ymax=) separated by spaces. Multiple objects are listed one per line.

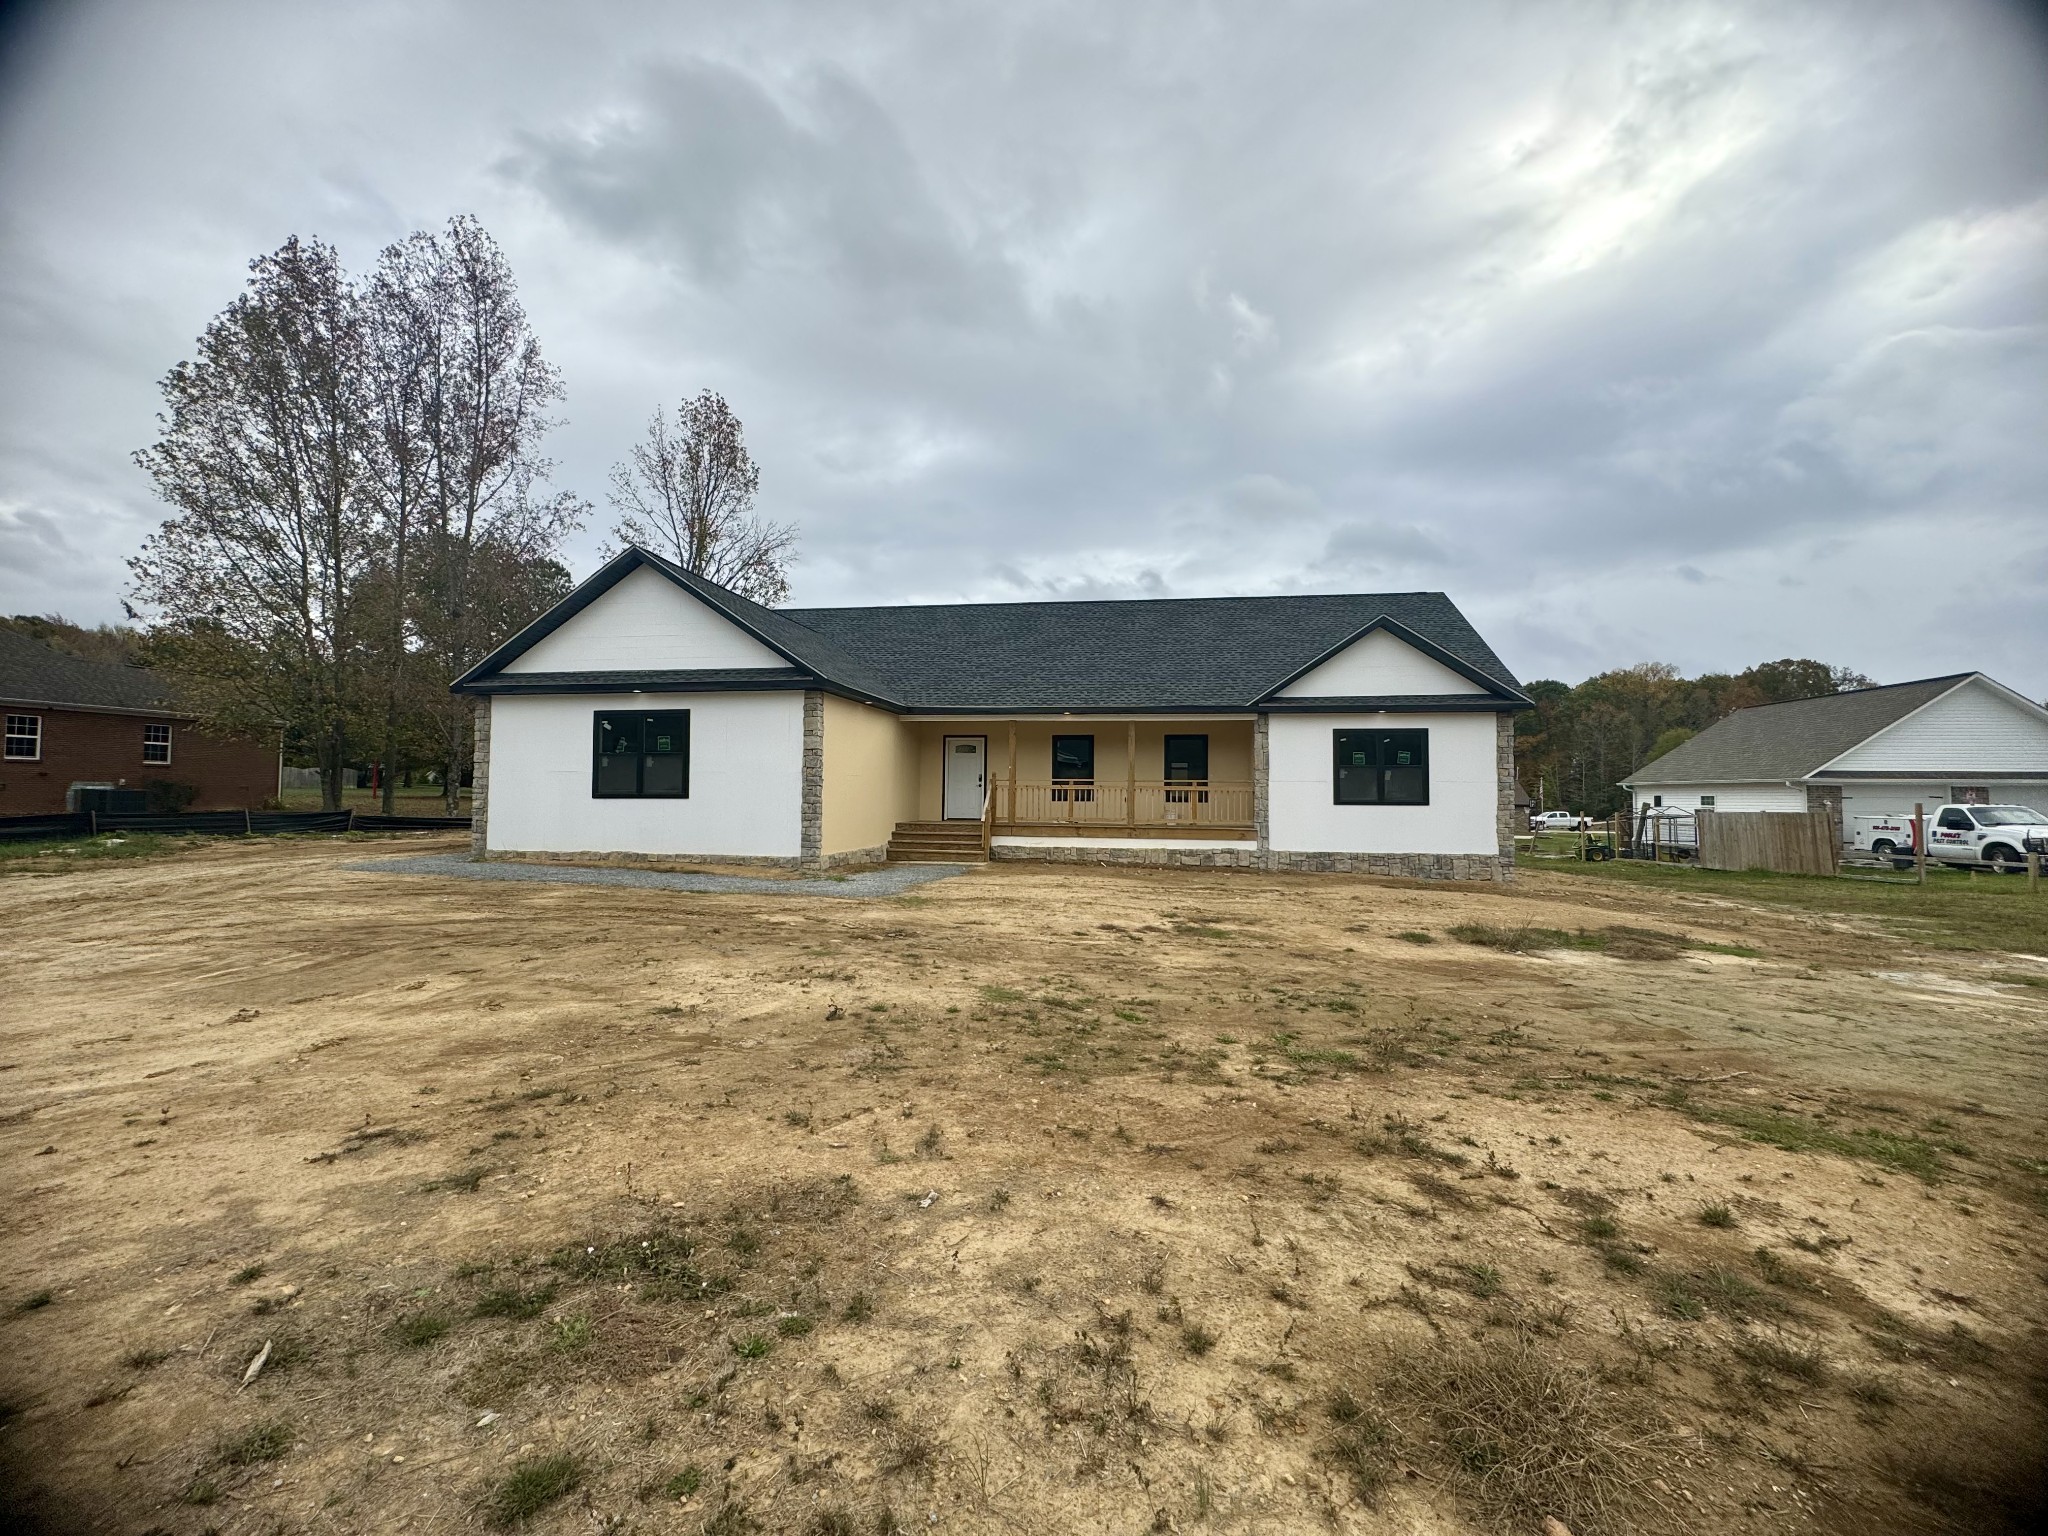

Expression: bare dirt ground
xmin=2 ymin=837 xmax=2044 ymax=1536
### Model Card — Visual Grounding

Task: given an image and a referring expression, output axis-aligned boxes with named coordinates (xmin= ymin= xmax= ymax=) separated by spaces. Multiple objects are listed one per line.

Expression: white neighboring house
xmin=1621 ymin=673 xmax=2048 ymax=834
xmin=452 ymin=546 xmax=1533 ymax=877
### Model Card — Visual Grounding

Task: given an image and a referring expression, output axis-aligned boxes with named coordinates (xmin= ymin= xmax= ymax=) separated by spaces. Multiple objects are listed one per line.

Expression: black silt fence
xmin=0 ymin=809 xmax=470 ymax=842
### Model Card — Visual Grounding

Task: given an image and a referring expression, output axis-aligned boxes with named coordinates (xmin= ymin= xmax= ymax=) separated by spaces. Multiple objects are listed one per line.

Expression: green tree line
xmin=1515 ymin=658 xmax=1875 ymax=817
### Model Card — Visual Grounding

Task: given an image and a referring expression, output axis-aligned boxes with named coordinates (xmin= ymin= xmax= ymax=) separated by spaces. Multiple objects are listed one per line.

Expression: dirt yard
xmin=2 ymin=837 xmax=2045 ymax=1536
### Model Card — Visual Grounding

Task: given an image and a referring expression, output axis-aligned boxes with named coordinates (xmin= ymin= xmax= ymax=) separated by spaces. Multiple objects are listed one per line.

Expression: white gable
xmin=1824 ymin=676 xmax=2048 ymax=774
xmin=503 ymin=564 xmax=791 ymax=673
xmin=1276 ymin=627 xmax=1487 ymax=698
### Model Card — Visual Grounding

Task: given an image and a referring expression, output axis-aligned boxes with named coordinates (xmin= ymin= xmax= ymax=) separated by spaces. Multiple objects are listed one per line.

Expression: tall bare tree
xmin=404 ymin=216 xmax=585 ymax=811
xmin=362 ymin=234 xmax=441 ymax=812
xmin=131 ymin=236 xmax=375 ymax=809
xmin=607 ymin=390 xmax=797 ymax=604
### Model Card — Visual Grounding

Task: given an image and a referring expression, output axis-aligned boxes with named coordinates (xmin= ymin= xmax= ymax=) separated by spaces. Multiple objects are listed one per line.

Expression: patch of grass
xmin=15 ymin=1289 xmax=53 ymax=1313
xmin=180 ymin=1477 xmax=221 ymax=1505
xmin=1735 ymin=1335 xmax=1828 ymax=1383
xmin=421 ymin=1166 xmax=489 ymax=1193
xmin=731 ymin=1332 xmax=773 ymax=1360
xmin=663 ymin=1464 xmax=703 ymax=1498
xmin=121 ymin=1346 xmax=171 ymax=1370
xmin=776 ymin=1314 xmax=814 ymax=1338
xmin=979 ymin=985 xmax=1026 ymax=1003
xmin=548 ymin=1313 xmax=592 ymax=1352
xmin=228 ymin=1264 xmax=266 ymax=1286
xmin=388 ymin=1310 xmax=452 ymax=1349
xmin=215 ymin=1420 xmax=292 ymax=1466
xmin=1661 ymin=1089 xmax=1951 ymax=1180
xmin=841 ymin=1292 xmax=874 ymax=1323
xmin=1393 ymin=930 xmax=1436 ymax=944
xmin=0 ymin=831 xmax=187 ymax=868
xmin=1527 ymin=852 xmax=2048 ymax=955
xmin=486 ymin=1453 xmax=582 ymax=1527
xmin=1696 ymin=1203 xmax=1736 ymax=1228
xmin=1180 ymin=1323 xmax=1218 ymax=1357
xmin=471 ymin=1283 xmax=557 ymax=1320
xmin=1374 ymin=1331 xmax=1668 ymax=1529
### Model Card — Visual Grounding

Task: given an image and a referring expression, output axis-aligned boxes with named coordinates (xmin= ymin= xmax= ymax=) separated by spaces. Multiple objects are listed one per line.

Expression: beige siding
xmin=909 ymin=720 xmax=1257 ymax=818
xmin=820 ymin=696 xmax=916 ymax=854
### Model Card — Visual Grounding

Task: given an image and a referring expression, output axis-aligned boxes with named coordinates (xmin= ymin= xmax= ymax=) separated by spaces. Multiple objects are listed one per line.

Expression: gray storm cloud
xmin=0 ymin=0 xmax=2043 ymax=688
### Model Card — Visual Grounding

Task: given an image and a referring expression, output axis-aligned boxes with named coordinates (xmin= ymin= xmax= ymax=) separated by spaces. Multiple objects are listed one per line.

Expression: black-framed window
xmin=4 ymin=714 xmax=39 ymax=761
xmin=1052 ymin=733 xmax=1094 ymax=802
xmin=1333 ymin=729 xmax=1428 ymax=805
xmin=1164 ymin=733 xmax=1209 ymax=803
xmin=593 ymin=710 xmax=689 ymax=799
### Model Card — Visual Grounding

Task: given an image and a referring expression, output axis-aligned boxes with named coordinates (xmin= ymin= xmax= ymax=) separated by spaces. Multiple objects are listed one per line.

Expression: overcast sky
xmin=1 ymin=0 xmax=2044 ymax=690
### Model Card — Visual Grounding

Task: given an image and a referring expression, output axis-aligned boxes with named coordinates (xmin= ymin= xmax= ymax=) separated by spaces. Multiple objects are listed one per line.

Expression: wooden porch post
xmin=1007 ymin=722 xmax=1017 ymax=824
xmin=1126 ymin=721 xmax=1137 ymax=830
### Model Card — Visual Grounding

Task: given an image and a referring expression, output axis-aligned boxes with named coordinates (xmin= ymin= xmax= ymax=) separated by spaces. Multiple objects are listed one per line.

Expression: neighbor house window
xmin=4 ymin=714 xmax=39 ymax=761
xmin=1051 ymin=734 xmax=1094 ymax=802
xmin=1698 ymin=794 xmax=1716 ymax=807
xmin=1332 ymin=729 xmax=1428 ymax=806
xmin=592 ymin=710 xmax=689 ymax=798
xmin=143 ymin=723 xmax=173 ymax=764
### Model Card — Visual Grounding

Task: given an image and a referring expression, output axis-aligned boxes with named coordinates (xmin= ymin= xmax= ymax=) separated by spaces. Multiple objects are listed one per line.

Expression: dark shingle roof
xmin=454 ymin=548 xmax=1528 ymax=712
xmin=0 ymin=628 xmax=182 ymax=714
xmin=1624 ymin=674 xmax=1971 ymax=785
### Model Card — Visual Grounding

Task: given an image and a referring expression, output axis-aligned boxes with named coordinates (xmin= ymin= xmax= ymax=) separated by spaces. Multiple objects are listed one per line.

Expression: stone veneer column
xmin=470 ymin=697 xmax=491 ymax=859
xmin=1495 ymin=710 xmax=1517 ymax=882
xmin=1253 ymin=712 xmax=1271 ymax=869
xmin=799 ymin=690 xmax=824 ymax=872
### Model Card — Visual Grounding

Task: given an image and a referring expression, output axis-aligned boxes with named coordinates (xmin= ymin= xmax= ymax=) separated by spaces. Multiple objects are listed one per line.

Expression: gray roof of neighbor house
xmin=1623 ymin=674 xmax=1973 ymax=786
xmin=452 ymin=547 xmax=1531 ymax=712
xmin=0 ymin=627 xmax=184 ymax=715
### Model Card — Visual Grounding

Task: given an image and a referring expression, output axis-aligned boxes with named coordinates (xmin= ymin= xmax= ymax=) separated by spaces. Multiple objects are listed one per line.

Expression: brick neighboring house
xmin=0 ymin=628 xmax=278 ymax=815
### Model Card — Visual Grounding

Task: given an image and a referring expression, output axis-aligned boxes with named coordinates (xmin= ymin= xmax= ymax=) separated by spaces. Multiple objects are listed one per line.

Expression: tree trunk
xmin=443 ymin=700 xmax=466 ymax=815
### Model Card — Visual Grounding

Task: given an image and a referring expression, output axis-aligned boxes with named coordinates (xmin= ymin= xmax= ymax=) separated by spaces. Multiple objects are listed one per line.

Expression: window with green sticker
xmin=592 ymin=710 xmax=690 ymax=798
xmin=1332 ymin=728 xmax=1428 ymax=806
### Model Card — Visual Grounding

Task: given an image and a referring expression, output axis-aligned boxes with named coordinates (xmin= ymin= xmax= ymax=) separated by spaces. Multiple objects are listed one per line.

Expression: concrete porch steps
xmin=886 ymin=820 xmax=986 ymax=863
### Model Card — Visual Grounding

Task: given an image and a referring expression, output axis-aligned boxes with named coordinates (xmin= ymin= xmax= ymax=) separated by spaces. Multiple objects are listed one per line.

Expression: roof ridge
xmin=1729 ymin=673 xmax=1971 ymax=711
xmin=784 ymin=589 xmax=1447 ymax=619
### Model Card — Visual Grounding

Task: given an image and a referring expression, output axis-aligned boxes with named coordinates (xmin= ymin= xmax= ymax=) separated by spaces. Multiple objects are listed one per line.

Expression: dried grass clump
xmin=1350 ymin=1332 xmax=1669 ymax=1531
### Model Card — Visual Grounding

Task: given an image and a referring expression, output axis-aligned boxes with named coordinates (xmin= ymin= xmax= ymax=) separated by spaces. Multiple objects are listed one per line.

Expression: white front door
xmin=943 ymin=736 xmax=986 ymax=820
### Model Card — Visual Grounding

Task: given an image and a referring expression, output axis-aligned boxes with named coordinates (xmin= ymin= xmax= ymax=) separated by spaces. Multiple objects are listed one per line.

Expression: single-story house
xmin=451 ymin=547 xmax=1532 ymax=877
xmin=1621 ymin=672 xmax=2048 ymax=833
xmin=0 ymin=628 xmax=279 ymax=815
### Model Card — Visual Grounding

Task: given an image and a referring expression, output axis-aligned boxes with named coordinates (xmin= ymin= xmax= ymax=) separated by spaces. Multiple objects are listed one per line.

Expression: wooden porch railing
xmin=995 ymin=780 xmax=1254 ymax=829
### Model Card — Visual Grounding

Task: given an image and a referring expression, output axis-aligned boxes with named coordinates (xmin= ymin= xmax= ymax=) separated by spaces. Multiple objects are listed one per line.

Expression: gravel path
xmin=345 ymin=852 xmax=968 ymax=898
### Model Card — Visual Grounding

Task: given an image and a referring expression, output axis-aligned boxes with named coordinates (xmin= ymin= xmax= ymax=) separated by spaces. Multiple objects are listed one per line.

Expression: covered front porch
xmin=899 ymin=716 xmax=1258 ymax=849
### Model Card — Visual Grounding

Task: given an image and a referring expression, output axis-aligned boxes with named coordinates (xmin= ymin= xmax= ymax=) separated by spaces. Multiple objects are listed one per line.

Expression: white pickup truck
xmin=1850 ymin=804 xmax=2048 ymax=871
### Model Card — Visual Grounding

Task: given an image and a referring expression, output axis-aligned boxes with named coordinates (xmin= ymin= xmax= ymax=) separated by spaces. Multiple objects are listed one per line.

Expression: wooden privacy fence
xmin=1694 ymin=809 xmax=1838 ymax=875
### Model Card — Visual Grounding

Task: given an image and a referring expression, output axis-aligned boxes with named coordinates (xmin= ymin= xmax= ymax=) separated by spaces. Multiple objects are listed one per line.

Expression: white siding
xmin=1631 ymin=784 xmax=1806 ymax=814
xmin=1268 ymin=713 xmax=1496 ymax=854
xmin=503 ymin=565 xmax=791 ymax=673
xmin=485 ymin=692 xmax=803 ymax=858
xmin=1276 ymin=629 xmax=1486 ymax=698
xmin=1824 ymin=677 xmax=2048 ymax=774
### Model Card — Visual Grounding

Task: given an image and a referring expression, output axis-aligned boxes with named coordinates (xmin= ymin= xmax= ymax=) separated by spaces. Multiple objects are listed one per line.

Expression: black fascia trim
xmin=1260 ymin=695 xmax=1528 ymax=713
xmin=450 ymin=547 xmax=906 ymax=708
xmin=1252 ymin=613 xmax=1531 ymax=706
